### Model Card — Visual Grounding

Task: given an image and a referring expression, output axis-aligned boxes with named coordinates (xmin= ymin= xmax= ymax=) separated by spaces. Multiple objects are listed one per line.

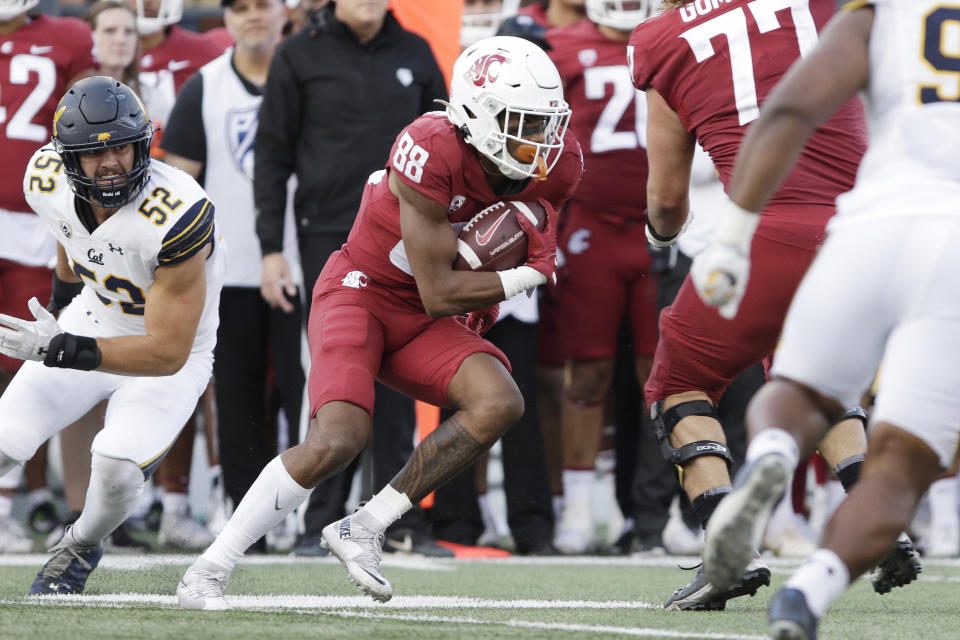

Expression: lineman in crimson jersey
xmin=177 ymin=35 xmax=582 ymax=609
xmin=547 ymin=0 xmax=658 ymax=554
xmin=629 ymin=0 xmax=918 ymax=611
xmin=131 ymin=0 xmax=225 ymax=154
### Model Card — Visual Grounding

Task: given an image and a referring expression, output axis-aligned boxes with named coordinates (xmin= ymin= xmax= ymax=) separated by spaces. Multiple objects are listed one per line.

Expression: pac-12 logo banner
xmin=466 ymin=54 xmax=507 ymax=87
xmin=226 ymin=105 xmax=260 ymax=179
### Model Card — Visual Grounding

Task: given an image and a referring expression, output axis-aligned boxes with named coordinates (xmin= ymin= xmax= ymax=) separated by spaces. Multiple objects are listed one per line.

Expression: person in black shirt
xmin=254 ymin=0 xmax=449 ymax=556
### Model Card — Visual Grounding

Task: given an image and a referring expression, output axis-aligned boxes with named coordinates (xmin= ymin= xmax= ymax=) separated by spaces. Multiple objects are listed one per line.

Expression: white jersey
xmin=200 ymin=50 xmax=301 ymax=289
xmin=23 ymin=148 xmax=225 ymax=355
xmin=834 ymin=0 xmax=960 ymax=225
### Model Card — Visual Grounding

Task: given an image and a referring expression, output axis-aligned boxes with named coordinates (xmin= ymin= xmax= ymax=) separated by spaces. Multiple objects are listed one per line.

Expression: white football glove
xmin=690 ymin=202 xmax=761 ymax=320
xmin=0 ymin=297 xmax=62 ymax=362
xmin=691 ymin=243 xmax=750 ymax=319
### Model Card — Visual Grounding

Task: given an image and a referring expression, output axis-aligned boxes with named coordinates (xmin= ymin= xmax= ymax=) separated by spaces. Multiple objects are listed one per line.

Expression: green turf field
xmin=0 ymin=553 xmax=957 ymax=639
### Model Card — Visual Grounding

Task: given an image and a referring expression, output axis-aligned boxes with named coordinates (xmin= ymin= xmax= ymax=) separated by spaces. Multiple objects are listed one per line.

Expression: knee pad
xmin=90 ymin=453 xmax=145 ymax=505
xmin=650 ymin=399 xmax=733 ymax=470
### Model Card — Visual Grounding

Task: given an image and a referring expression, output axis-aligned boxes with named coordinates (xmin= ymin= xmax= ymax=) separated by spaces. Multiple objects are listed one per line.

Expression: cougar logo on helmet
xmin=467 ymin=54 xmax=507 ymax=87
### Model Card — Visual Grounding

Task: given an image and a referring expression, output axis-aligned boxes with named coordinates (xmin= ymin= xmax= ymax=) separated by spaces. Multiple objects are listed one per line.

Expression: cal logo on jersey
xmin=226 ymin=105 xmax=259 ymax=179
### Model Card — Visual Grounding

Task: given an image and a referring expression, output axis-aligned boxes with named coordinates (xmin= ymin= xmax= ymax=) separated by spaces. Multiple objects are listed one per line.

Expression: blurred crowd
xmin=0 ymin=0 xmax=957 ymax=567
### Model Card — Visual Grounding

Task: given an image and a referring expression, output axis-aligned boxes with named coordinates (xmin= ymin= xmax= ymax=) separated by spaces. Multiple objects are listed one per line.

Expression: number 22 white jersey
xmin=23 ymin=146 xmax=226 ymax=355
xmin=835 ymin=0 xmax=960 ymax=224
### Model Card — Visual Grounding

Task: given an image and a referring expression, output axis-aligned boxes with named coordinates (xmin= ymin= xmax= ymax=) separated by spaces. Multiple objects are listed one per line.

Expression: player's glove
xmin=456 ymin=304 xmax=500 ymax=336
xmin=689 ymin=202 xmax=760 ymax=320
xmin=517 ymin=197 xmax=558 ymax=286
xmin=0 ymin=297 xmax=62 ymax=362
xmin=645 ymin=210 xmax=694 ymax=249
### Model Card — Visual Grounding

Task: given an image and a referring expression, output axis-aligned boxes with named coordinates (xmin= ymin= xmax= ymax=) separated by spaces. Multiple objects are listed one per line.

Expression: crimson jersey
xmin=139 ymin=25 xmax=225 ymax=154
xmin=517 ymin=2 xmax=549 ymax=25
xmin=341 ymin=112 xmax=583 ymax=309
xmin=0 ymin=15 xmax=93 ymax=213
xmin=549 ymin=19 xmax=647 ymax=223
xmin=629 ymin=0 xmax=866 ymax=248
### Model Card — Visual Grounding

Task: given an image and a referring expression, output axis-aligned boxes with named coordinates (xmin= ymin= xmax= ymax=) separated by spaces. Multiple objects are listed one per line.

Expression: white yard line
xmin=3 ymin=593 xmax=766 ymax=639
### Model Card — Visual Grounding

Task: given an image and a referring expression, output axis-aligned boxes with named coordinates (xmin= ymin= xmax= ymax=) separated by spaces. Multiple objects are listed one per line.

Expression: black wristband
xmin=43 ymin=333 xmax=102 ymax=371
xmin=47 ymin=274 xmax=84 ymax=314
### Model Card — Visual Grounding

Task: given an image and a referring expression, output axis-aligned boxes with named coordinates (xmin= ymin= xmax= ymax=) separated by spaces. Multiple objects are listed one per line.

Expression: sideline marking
xmin=7 ymin=594 xmax=766 ymax=640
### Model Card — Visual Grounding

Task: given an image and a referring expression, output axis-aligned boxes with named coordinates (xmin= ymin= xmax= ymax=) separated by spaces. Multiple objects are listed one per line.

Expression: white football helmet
xmin=444 ymin=36 xmax=571 ymax=181
xmin=460 ymin=0 xmax=522 ymax=48
xmin=585 ymin=0 xmax=656 ymax=31
xmin=135 ymin=0 xmax=183 ymax=35
xmin=0 ymin=0 xmax=39 ymax=20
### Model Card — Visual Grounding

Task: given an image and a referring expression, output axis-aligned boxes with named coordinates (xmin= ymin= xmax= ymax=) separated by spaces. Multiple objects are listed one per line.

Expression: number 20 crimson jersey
xmin=629 ymin=0 xmax=867 ymax=250
xmin=548 ymin=19 xmax=648 ymax=223
xmin=340 ymin=112 xmax=584 ymax=310
xmin=0 ymin=15 xmax=93 ymax=214
xmin=23 ymin=146 xmax=225 ymax=353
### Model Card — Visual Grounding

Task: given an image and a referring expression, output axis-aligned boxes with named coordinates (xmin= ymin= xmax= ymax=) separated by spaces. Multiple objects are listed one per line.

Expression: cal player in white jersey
xmin=687 ymin=1 xmax=960 ymax=637
xmin=0 ymin=75 xmax=225 ymax=596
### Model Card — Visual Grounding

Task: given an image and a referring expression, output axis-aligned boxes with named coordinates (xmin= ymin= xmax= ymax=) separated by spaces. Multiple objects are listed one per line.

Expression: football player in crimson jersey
xmin=0 ymin=0 xmax=94 ymax=552
xmin=630 ymin=0 xmax=918 ymax=611
xmin=547 ymin=0 xmax=658 ymax=554
xmin=177 ymin=35 xmax=583 ymax=608
xmin=130 ymin=0 xmax=225 ymax=155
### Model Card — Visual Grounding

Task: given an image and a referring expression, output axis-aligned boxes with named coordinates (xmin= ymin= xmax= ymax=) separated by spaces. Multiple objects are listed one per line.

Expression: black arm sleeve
xmin=254 ymin=42 xmax=301 ymax=256
xmin=160 ymin=72 xmax=206 ymax=164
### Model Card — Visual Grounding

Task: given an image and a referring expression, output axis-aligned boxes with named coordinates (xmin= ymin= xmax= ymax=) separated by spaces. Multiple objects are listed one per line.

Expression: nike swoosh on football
xmin=475 ymin=211 xmax=510 ymax=247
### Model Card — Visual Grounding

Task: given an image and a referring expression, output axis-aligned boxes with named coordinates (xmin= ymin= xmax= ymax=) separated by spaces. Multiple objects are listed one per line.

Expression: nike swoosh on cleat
xmin=360 ymin=567 xmax=387 ymax=585
xmin=384 ymin=534 xmax=413 ymax=554
xmin=475 ymin=211 xmax=510 ymax=247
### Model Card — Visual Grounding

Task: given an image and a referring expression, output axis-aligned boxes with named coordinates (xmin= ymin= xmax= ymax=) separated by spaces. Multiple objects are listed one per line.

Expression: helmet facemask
xmin=56 ymin=133 xmax=153 ymax=209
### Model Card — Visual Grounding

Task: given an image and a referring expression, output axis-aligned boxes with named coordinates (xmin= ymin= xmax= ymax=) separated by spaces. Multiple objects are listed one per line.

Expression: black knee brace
xmin=650 ymin=399 xmax=733 ymax=469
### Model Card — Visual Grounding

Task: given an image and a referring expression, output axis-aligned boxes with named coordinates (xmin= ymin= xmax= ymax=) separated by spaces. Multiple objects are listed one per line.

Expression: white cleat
xmin=177 ymin=558 xmax=232 ymax=610
xmin=159 ymin=512 xmax=217 ymax=550
xmin=554 ymin=499 xmax=593 ymax=555
xmin=703 ymin=453 xmax=791 ymax=591
xmin=0 ymin=516 xmax=34 ymax=553
xmin=321 ymin=513 xmax=392 ymax=602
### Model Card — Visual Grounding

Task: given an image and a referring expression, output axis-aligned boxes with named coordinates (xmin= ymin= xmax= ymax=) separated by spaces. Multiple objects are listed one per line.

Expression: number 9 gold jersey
xmin=833 ymin=0 xmax=960 ymax=225
xmin=22 ymin=145 xmax=226 ymax=353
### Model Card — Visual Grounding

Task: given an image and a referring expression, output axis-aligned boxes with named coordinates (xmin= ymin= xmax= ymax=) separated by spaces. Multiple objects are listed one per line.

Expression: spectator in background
xmin=161 ymin=0 xmax=305 ymax=552
xmin=0 ymin=0 xmax=94 ymax=552
xmin=127 ymin=0 xmax=226 ymax=551
xmin=460 ymin=0 xmax=520 ymax=47
xmin=253 ymin=0 xmax=449 ymax=556
xmin=88 ymin=1 xmax=141 ymax=91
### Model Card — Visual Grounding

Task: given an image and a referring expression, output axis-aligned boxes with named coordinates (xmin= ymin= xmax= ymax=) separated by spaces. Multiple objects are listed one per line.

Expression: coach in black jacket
xmin=253 ymin=0 xmax=447 ymax=556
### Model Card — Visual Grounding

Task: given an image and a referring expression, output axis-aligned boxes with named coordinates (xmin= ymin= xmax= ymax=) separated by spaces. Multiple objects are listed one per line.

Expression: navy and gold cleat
xmin=871 ymin=532 xmax=922 ymax=595
xmin=29 ymin=526 xmax=103 ymax=595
